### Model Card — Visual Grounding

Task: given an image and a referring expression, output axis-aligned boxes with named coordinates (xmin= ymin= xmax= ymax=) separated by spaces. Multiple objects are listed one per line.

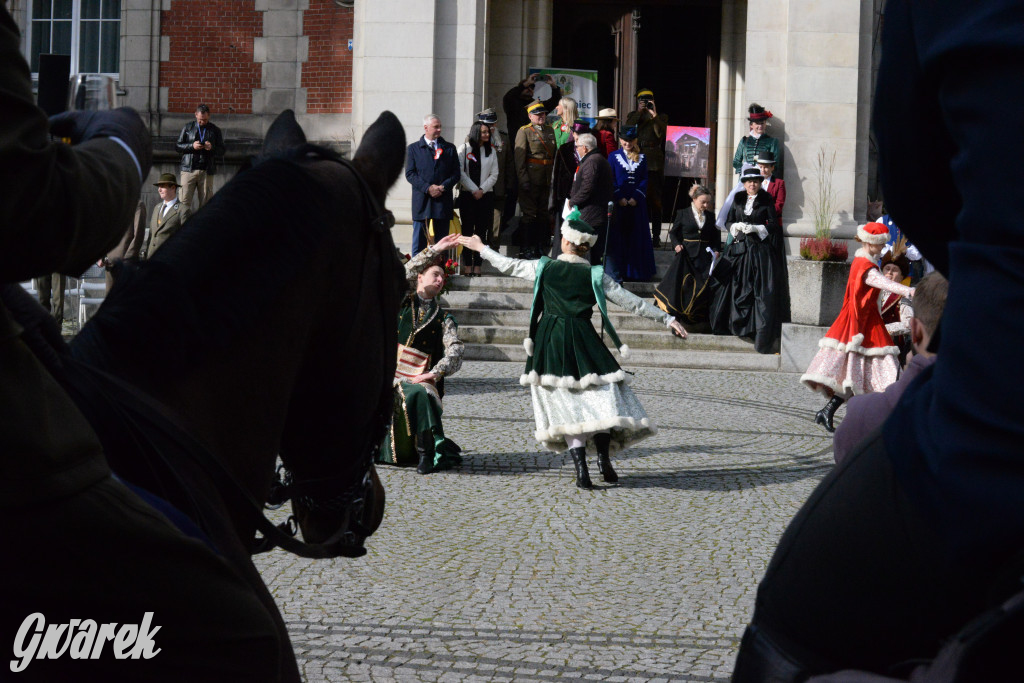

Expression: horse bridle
xmin=252 ymin=146 xmax=397 ymax=559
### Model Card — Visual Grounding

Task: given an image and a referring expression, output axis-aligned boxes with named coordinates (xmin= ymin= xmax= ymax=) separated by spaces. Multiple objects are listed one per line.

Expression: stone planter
xmin=787 ymin=258 xmax=850 ymax=326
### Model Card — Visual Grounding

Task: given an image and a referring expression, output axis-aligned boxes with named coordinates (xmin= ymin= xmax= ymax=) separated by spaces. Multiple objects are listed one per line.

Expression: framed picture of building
xmin=665 ymin=126 xmax=711 ymax=179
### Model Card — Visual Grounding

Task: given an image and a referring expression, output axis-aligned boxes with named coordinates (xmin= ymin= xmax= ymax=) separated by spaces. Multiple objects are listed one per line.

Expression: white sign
xmin=529 ymin=67 xmax=599 ymax=125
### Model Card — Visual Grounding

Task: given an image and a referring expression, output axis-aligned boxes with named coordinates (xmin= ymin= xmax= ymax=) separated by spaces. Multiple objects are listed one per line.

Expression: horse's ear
xmin=263 ymin=109 xmax=307 ymax=157
xmin=352 ymin=111 xmax=405 ymax=203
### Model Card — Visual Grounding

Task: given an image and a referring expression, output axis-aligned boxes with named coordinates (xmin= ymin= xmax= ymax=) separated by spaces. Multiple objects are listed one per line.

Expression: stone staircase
xmin=440 ymin=247 xmax=781 ymax=371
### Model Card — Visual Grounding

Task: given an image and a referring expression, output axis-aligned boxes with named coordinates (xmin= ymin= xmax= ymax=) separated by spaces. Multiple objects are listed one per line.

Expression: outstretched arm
xmin=603 ymin=274 xmax=687 ymax=337
xmin=458 ymin=235 xmax=538 ymax=281
xmin=865 ymin=268 xmax=915 ymax=298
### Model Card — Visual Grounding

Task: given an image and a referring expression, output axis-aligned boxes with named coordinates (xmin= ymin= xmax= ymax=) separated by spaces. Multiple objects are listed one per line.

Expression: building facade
xmin=11 ymin=0 xmax=882 ymax=243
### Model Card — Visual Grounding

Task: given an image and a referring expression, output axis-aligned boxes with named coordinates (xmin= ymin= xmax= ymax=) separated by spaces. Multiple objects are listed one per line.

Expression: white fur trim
xmin=519 ymin=369 xmax=632 ymax=390
xmin=854 ymin=247 xmax=879 ymax=263
xmin=524 ymin=338 xmax=534 ymax=356
xmin=556 ymin=253 xmax=590 ymax=265
xmin=618 ymin=344 xmax=631 ymax=359
xmin=535 ymin=416 xmax=655 ymax=444
xmin=817 ymin=333 xmax=900 ymax=357
xmin=857 ymin=225 xmax=888 ymax=244
xmin=800 ymin=372 xmax=853 ymax=400
xmin=561 ymin=224 xmax=599 ymax=247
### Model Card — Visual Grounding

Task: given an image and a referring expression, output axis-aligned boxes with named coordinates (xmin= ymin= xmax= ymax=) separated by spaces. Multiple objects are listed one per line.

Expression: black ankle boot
xmin=814 ymin=396 xmax=845 ymax=433
xmin=594 ymin=433 xmax=618 ymax=483
xmin=416 ymin=431 xmax=434 ymax=474
xmin=568 ymin=447 xmax=593 ymax=489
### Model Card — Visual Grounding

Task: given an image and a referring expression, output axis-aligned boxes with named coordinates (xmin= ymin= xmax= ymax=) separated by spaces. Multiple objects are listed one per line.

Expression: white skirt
xmin=530 ymin=380 xmax=656 ymax=453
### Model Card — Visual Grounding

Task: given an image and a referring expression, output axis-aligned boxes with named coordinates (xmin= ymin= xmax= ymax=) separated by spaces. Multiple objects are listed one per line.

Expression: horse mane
xmin=72 ymin=149 xmax=349 ymax=378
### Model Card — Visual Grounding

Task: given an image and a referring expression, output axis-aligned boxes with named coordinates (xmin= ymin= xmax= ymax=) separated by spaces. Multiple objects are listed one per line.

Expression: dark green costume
xmin=525 ymin=257 xmax=626 ymax=383
xmin=732 ymin=134 xmax=783 ymax=179
xmin=380 ymin=295 xmax=462 ymax=470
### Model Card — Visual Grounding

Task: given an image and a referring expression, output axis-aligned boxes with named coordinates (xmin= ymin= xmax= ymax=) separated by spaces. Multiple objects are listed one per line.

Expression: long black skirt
xmin=653 ymin=249 xmax=715 ymax=323
xmin=709 ymin=235 xmax=785 ymax=354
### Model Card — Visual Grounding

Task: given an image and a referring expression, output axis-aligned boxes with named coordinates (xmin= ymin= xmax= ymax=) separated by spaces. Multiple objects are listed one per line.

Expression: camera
xmin=641 ymin=99 xmax=654 ymax=109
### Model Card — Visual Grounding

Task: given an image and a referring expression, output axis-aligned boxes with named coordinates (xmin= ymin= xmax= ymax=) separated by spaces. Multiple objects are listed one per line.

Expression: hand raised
xmin=457 ymin=234 xmax=485 ymax=252
xmin=433 ymin=234 xmax=460 ymax=251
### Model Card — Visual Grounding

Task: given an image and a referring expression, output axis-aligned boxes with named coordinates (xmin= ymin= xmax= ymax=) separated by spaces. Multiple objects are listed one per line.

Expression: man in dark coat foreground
xmin=568 ymin=133 xmax=614 ymax=263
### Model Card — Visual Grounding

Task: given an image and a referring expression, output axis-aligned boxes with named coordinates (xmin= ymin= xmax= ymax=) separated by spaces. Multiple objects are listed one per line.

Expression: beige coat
xmin=146 ymin=198 xmax=188 ymax=257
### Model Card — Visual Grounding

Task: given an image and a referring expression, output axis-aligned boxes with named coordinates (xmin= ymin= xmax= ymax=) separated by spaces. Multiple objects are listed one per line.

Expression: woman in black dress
xmin=550 ymin=120 xmax=590 ymax=257
xmin=709 ymin=167 xmax=787 ymax=354
xmin=653 ymin=184 xmax=721 ymax=324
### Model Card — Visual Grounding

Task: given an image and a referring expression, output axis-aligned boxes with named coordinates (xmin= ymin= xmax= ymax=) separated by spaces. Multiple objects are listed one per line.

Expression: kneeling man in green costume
xmin=381 ymin=234 xmax=465 ymax=474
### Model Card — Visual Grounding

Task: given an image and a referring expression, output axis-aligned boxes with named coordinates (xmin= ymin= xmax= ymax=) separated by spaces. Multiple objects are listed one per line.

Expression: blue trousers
xmin=412 ymin=218 xmax=449 ymax=255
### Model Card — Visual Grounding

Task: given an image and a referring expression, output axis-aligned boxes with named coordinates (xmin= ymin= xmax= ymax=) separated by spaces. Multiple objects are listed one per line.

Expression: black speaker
xmin=37 ymin=53 xmax=70 ymax=117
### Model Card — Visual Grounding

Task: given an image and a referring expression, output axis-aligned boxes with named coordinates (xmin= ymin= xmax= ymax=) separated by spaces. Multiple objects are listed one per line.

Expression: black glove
xmin=49 ymin=107 xmax=153 ymax=181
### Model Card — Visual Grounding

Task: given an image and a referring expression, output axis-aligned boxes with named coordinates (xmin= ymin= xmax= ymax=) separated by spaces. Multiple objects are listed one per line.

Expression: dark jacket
xmin=834 ymin=354 xmax=937 ymax=466
xmin=552 ymin=140 xmax=577 ymax=211
xmin=569 ymin=149 xmax=614 ymax=230
xmin=405 ymin=136 xmax=460 ymax=221
xmin=670 ymin=207 xmax=721 ymax=260
xmin=175 ymin=120 xmax=226 ymax=174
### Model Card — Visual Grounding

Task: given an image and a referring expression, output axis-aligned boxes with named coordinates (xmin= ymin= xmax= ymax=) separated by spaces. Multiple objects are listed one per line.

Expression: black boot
xmin=594 ymin=433 xmax=618 ymax=483
xmin=568 ymin=447 xmax=593 ymax=489
xmin=416 ymin=431 xmax=434 ymax=474
xmin=814 ymin=396 xmax=844 ymax=433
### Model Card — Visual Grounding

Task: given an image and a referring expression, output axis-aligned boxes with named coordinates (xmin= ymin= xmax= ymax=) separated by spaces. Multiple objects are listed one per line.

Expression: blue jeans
xmin=412 ymin=218 xmax=449 ymax=256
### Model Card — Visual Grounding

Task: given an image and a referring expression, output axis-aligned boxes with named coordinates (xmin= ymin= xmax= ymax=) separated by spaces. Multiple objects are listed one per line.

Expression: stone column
xmin=353 ymin=0 xmax=490 ymax=225
xmin=714 ymin=0 xmax=746 ymax=218
xmin=252 ymin=0 xmax=310 ymax=125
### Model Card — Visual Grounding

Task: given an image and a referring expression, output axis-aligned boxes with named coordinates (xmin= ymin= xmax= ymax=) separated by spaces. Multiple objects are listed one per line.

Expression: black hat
xmin=740 ymin=167 xmax=764 ymax=182
xmin=476 ymin=108 xmax=498 ymax=124
xmin=748 ymin=103 xmax=773 ymax=122
xmin=754 ymin=151 xmax=777 ymax=165
xmin=617 ymin=125 xmax=638 ymax=141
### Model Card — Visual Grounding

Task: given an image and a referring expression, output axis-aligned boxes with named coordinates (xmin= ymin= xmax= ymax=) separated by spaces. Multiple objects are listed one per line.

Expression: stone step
xmin=446 ymin=275 xmax=658 ymax=296
xmin=450 ymin=307 xmax=667 ymax=331
xmin=465 ymin=343 xmax=779 ymax=371
xmin=454 ymin=319 xmax=757 ymax=354
xmin=441 ymin=286 xmax=660 ymax=312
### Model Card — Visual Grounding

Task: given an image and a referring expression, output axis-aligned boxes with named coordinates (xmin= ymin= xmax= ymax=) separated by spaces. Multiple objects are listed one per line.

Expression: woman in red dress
xmin=801 ymin=222 xmax=915 ymax=432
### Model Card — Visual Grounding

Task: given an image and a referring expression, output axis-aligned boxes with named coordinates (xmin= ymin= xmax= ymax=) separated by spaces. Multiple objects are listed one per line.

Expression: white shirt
xmin=743 ymin=194 xmax=756 ymax=215
xmin=161 ymin=199 xmax=178 ymax=217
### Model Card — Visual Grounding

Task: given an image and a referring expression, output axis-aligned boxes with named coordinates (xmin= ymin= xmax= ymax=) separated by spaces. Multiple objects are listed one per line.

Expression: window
xmin=29 ymin=0 xmax=121 ymax=76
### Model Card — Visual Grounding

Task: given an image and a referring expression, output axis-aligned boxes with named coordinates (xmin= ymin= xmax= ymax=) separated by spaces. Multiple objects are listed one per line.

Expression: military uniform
xmin=514 ymin=119 xmax=556 ymax=254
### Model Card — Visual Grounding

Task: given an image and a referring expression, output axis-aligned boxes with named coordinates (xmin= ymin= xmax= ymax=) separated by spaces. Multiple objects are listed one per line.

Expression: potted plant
xmin=789 ymin=146 xmax=850 ymax=326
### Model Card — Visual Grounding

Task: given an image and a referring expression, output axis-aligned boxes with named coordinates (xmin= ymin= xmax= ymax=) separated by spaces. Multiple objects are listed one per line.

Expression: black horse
xmin=4 ymin=110 xmax=406 ymax=681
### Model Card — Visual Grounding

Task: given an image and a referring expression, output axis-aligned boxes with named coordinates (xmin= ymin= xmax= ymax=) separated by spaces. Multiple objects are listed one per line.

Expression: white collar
xmin=854 ymin=247 xmax=879 ymax=264
xmin=163 ymin=198 xmax=178 ymax=207
xmin=613 ymin=151 xmax=643 ymax=172
xmin=749 ymin=132 xmax=762 ymax=140
xmin=556 ymin=253 xmax=590 ymax=265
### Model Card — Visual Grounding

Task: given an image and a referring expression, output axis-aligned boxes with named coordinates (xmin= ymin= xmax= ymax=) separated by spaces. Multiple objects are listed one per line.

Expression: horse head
xmin=70 ymin=109 xmax=407 ymax=561
xmin=265 ymin=110 xmax=406 ymax=553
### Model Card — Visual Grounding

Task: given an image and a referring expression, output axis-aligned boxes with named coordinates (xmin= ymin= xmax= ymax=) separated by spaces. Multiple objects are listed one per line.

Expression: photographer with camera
xmin=625 ymin=88 xmax=668 ymax=247
xmin=502 ymin=72 xmax=562 ymax=135
xmin=175 ymin=103 xmax=225 ymax=214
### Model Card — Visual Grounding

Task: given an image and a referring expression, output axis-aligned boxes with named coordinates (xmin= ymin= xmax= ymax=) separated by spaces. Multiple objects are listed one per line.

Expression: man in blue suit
xmin=406 ymin=114 xmax=461 ymax=255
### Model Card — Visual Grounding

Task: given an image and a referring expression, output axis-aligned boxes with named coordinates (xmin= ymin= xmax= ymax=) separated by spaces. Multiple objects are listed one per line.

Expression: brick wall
xmin=301 ymin=1 xmax=353 ymax=114
xmin=160 ymin=0 xmax=263 ymax=114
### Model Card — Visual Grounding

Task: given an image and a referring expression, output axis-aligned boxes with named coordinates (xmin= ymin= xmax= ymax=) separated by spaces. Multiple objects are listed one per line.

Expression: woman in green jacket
xmin=459 ymin=211 xmax=686 ymax=489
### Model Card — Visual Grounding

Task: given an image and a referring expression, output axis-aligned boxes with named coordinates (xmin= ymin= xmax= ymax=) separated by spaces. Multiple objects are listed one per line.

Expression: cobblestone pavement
xmin=255 ymin=362 xmax=836 ymax=682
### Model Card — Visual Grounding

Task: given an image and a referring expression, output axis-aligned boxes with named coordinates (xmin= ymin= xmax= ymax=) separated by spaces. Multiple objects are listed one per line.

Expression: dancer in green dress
xmin=459 ymin=211 xmax=686 ymax=489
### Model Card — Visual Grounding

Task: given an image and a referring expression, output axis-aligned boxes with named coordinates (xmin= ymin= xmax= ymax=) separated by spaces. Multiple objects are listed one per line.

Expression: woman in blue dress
xmin=606 ymin=126 xmax=657 ymax=282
